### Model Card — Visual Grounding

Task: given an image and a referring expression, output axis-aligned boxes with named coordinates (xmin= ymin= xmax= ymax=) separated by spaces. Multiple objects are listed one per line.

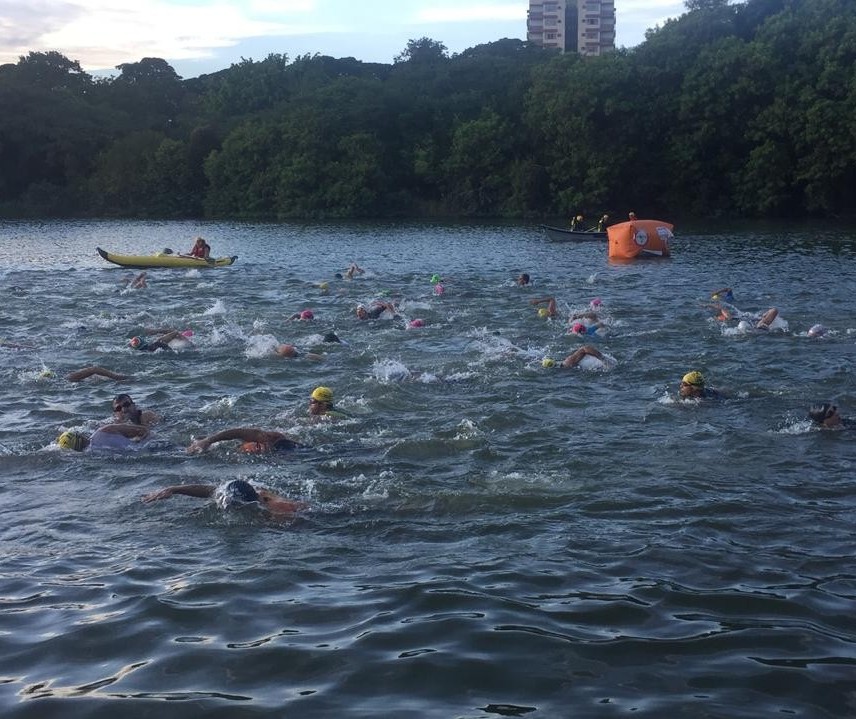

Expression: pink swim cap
xmin=408 ymin=319 xmax=425 ymax=328
xmin=590 ymin=298 xmax=602 ymax=307
xmin=434 ymin=284 xmax=445 ymax=295
xmin=300 ymin=309 xmax=314 ymax=320
xmin=571 ymin=322 xmax=586 ymax=334
xmin=181 ymin=329 xmax=194 ymax=338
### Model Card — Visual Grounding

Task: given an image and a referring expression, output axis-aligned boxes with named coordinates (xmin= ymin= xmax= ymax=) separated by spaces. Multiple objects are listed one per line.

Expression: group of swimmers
xmin=38 ymin=257 xmax=851 ymax=518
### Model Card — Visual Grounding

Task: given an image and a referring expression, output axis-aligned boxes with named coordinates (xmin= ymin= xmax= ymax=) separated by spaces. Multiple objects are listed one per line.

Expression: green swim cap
xmin=542 ymin=357 xmax=556 ymax=368
xmin=430 ymin=274 xmax=440 ymax=284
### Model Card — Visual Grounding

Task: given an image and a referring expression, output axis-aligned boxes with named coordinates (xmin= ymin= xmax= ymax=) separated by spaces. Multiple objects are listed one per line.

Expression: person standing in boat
xmin=187 ymin=236 xmax=210 ymax=259
xmin=596 ymin=214 xmax=610 ymax=232
xmin=570 ymin=214 xmax=584 ymax=231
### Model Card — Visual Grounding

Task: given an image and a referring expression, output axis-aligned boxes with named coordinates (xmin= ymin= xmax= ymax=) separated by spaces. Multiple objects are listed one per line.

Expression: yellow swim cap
xmin=682 ymin=371 xmax=704 ymax=387
xmin=319 ymin=281 xmax=329 ymax=290
xmin=57 ymin=431 xmax=86 ymax=451
xmin=542 ymin=357 xmax=556 ymax=368
xmin=537 ymin=308 xmax=550 ymax=318
xmin=311 ymin=386 xmax=334 ymax=403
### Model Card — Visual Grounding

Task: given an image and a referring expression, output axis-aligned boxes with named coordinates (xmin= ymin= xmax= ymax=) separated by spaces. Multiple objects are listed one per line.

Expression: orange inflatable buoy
xmin=607 ymin=219 xmax=674 ymax=260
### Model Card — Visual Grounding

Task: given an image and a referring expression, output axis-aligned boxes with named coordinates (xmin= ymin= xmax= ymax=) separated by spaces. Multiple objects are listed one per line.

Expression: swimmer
xmin=808 ymin=402 xmax=853 ymax=429
xmin=344 ymin=262 xmax=365 ymax=279
xmin=542 ymin=345 xmax=610 ymax=369
xmin=711 ymin=287 xmax=734 ymax=302
xmin=516 ymin=273 xmax=531 ymax=286
xmin=308 ymin=386 xmax=348 ymax=420
xmin=112 ymin=394 xmax=159 ymax=426
xmin=122 ymin=272 xmax=147 ymax=289
xmin=187 ymin=428 xmax=302 ymax=454
xmin=807 ymin=324 xmax=826 ymax=338
xmin=569 ymin=321 xmax=604 ymax=337
xmin=356 ymin=300 xmax=396 ymax=320
xmin=754 ymin=307 xmax=780 ymax=330
xmin=530 ymin=297 xmax=558 ymax=318
xmin=679 ymin=371 xmax=721 ymax=399
xmin=288 ymin=309 xmax=315 ymax=321
xmin=275 ymin=343 xmax=323 ymax=360
xmin=57 ymin=424 xmax=149 ymax=451
xmin=142 ymin=479 xmax=305 ymax=515
xmin=128 ymin=329 xmax=189 ymax=352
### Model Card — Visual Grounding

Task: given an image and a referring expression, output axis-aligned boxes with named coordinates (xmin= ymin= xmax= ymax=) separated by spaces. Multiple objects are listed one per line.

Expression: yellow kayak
xmin=97 ymin=247 xmax=238 ymax=269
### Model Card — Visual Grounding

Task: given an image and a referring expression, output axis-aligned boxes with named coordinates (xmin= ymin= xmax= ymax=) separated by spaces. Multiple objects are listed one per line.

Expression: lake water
xmin=1 ymin=219 xmax=854 ymax=718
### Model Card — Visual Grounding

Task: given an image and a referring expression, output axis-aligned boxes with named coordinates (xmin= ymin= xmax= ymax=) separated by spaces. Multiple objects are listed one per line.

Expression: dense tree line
xmin=1 ymin=0 xmax=854 ymax=220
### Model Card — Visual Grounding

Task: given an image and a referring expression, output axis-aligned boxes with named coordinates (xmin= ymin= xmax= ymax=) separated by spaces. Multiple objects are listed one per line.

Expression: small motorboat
xmin=541 ymin=225 xmax=607 ymax=242
xmin=97 ymin=248 xmax=238 ymax=269
xmin=607 ymin=220 xmax=673 ymax=260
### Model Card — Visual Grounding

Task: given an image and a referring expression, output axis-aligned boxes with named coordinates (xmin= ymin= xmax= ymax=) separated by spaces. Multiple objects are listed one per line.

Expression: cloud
xmin=414 ymin=4 xmax=525 ymax=23
xmin=0 ymin=0 xmax=332 ymax=70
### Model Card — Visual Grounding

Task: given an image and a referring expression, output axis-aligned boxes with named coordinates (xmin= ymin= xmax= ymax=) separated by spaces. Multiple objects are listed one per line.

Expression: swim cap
xmin=542 ymin=357 xmax=556 ymax=368
xmin=129 ymin=336 xmax=143 ymax=349
xmin=57 ymin=431 xmax=86 ymax=451
xmin=591 ymin=298 xmax=602 ymax=307
xmin=434 ymin=284 xmax=444 ymax=295
xmin=319 ymin=282 xmax=329 ymax=290
xmin=323 ymin=331 xmax=341 ymax=343
xmin=181 ymin=329 xmax=194 ymax=338
xmin=807 ymin=324 xmax=826 ymax=338
xmin=537 ymin=308 xmax=550 ymax=318
xmin=300 ymin=309 xmax=314 ymax=320
xmin=311 ymin=386 xmax=333 ymax=403
xmin=681 ymin=371 xmax=704 ymax=387
xmin=216 ymin=479 xmax=260 ymax=508
xmin=408 ymin=319 xmax=425 ymax=328
xmin=40 ymin=369 xmax=56 ymax=379
xmin=571 ymin=322 xmax=585 ymax=334
xmin=430 ymin=274 xmax=440 ymax=284
xmin=276 ymin=343 xmax=297 ymax=357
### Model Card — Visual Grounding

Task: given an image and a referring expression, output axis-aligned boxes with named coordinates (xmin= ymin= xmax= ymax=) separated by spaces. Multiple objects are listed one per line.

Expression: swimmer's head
xmin=323 ymin=331 xmax=341 ymax=343
xmin=590 ymin=298 xmax=602 ymax=308
xmin=299 ymin=309 xmax=314 ymax=320
xmin=129 ymin=336 xmax=143 ymax=349
xmin=542 ymin=357 xmax=556 ymax=368
xmin=311 ymin=386 xmax=334 ymax=404
xmin=334 ymin=272 xmax=343 ymax=280
xmin=318 ymin=281 xmax=329 ymax=291
xmin=39 ymin=369 xmax=56 ymax=379
xmin=681 ymin=371 xmax=704 ymax=388
xmin=276 ymin=343 xmax=297 ymax=358
xmin=571 ymin=322 xmax=586 ymax=334
xmin=408 ymin=319 xmax=425 ymax=328
xmin=430 ymin=274 xmax=441 ymax=284
xmin=807 ymin=323 xmax=826 ymax=338
xmin=215 ymin=479 xmax=260 ymax=509
xmin=537 ymin=308 xmax=550 ymax=318
xmin=433 ymin=284 xmax=445 ymax=295
xmin=355 ymin=304 xmax=368 ymax=319
xmin=57 ymin=430 xmax=87 ymax=451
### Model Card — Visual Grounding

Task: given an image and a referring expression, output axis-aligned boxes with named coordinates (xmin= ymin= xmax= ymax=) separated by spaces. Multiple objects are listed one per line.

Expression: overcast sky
xmin=0 ymin=0 xmax=688 ymax=77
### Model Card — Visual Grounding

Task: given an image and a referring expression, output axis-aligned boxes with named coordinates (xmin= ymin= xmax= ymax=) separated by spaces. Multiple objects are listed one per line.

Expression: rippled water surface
xmin=1 ymin=219 xmax=855 ymax=718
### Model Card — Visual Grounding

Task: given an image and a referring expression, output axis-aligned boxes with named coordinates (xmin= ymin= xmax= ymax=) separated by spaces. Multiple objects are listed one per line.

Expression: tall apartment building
xmin=527 ymin=0 xmax=615 ymax=56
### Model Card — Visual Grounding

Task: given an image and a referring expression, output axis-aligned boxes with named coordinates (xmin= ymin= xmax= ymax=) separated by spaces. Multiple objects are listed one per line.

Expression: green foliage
xmin=4 ymin=1 xmax=856 ymax=219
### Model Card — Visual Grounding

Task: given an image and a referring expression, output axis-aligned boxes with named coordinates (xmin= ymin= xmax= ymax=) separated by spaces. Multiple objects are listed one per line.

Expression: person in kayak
xmin=187 ymin=236 xmax=210 ymax=258
xmin=142 ymin=479 xmax=306 ymax=515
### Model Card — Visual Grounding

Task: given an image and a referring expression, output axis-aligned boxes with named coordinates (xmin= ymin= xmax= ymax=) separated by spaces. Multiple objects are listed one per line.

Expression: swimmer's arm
xmin=562 ymin=345 xmax=604 ymax=368
xmin=258 ymin=490 xmax=307 ymax=515
xmin=101 ymin=423 xmax=149 ymax=439
xmin=142 ymin=484 xmax=215 ymax=503
xmin=187 ymin=427 xmax=273 ymax=453
xmin=66 ymin=366 xmax=130 ymax=382
xmin=530 ymin=296 xmax=554 ymax=305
